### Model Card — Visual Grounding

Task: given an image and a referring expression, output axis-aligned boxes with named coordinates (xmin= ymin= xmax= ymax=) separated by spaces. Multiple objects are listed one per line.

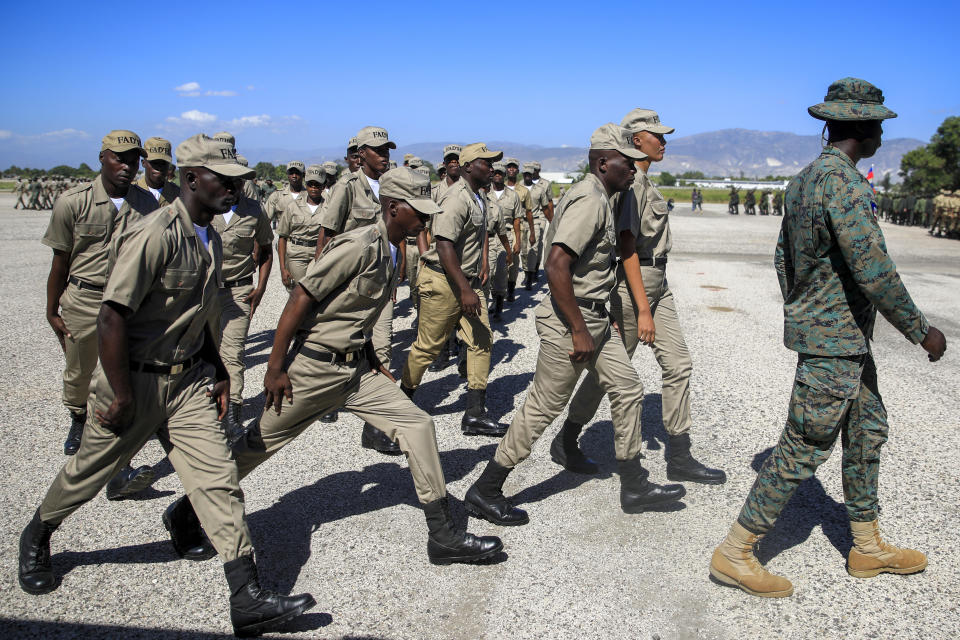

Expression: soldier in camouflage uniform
xmin=744 ymin=188 xmax=756 ymax=215
xmin=728 ymin=186 xmax=739 ymax=215
xmin=710 ymin=78 xmax=947 ymax=598
xmin=772 ymin=189 xmax=783 ymax=216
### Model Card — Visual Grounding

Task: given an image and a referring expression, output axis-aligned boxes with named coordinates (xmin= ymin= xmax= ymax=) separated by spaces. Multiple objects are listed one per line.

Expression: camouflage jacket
xmin=775 ymin=146 xmax=928 ymax=356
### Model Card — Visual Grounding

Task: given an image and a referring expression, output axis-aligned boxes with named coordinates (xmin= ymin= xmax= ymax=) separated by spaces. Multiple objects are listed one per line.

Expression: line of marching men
xmin=18 ymin=81 xmax=943 ymax=636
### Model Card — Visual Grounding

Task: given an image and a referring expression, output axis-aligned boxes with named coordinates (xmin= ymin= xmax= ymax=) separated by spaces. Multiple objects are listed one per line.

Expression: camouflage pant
xmin=738 ymin=353 xmax=887 ymax=534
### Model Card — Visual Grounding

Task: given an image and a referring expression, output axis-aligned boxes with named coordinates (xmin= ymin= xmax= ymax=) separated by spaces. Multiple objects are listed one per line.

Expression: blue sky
xmin=1 ymin=0 xmax=957 ymax=168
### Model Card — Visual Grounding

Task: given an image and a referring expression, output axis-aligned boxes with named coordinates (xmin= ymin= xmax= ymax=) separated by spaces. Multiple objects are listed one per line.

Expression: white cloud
xmin=175 ymin=81 xmax=201 ymax=92
xmin=0 ymin=130 xmax=12 ymax=139
xmin=227 ymin=114 xmax=272 ymax=128
xmin=246 ymin=85 xmax=255 ymax=91
xmin=205 ymin=90 xmax=237 ymax=97
xmin=40 ymin=128 xmax=89 ymax=139
xmin=180 ymin=110 xmax=217 ymax=124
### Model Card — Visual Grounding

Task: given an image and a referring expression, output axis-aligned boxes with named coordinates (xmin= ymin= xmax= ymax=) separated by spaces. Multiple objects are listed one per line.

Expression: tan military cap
xmin=347 ymin=136 xmax=359 ymax=152
xmin=321 ymin=161 xmax=339 ymax=177
xmin=407 ymin=156 xmax=424 ymax=169
xmin=236 ymin=155 xmax=249 ymax=167
xmin=213 ymin=131 xmax=236 ymax=146
xmin=286 ymin=161 xmax=305 ymax=174
xmin=590 ymin=124 xmax=647 ymax=160
xmin=621 ymin=108 xmax=675 ymax=135
xmin=460 ymin=143 xmax=503 ymax=165
xmin=101 ymin=130 xmax=147 ymax=158
xmin=521 ymin=162 xmax=536 ymax=174
xmin=443 ymin=144 xmax=462 ymax=160
xmin=403 ymin=153 xmax=415 ymax=162
xmin=503 ymin=157 xmax=520 ymax=168
xmin=414 ymin=165 xmax=431 ymax=177
xmin=175 ymin=134 xmax=254 ymax=178
xmin=492 ymin=161 xmax=506 ymax=173
xmin=305 ymin=164 xmax=325 ymax=184
xmin=356 ymin=126 xmax=396 ymax=149
xmin=144 ymin=137 xmax=173 ymax=163
xmin=379 ymin=167 xmax=442 ymax=215
xmin=530 ymin=161 xmax=542 ymax=171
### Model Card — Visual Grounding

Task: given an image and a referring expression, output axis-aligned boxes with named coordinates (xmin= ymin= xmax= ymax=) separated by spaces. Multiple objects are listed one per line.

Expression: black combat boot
xmin=507 ymin=280 xmax=516 ymax=303
xmin=224 ymin=402 xmax=245 ymax=448
xmin=461 ymin=389 xmax=506 ymax=436
xmin=63 ymin=410 xmax=85 ymax=456
xmin=18 ymin=509 xmax=60 ymax=595
xmin=361 ymin=422 xmax=402 ymax=455
xmin=162 ymin=496 xmax=217 ymax=561
xmin=319 ymin=411 xmax=338 ymax=423
xmin=464 ymin=460 xmax=528 ymax=525
xmin=423 ymin=497 xmax=503 ymax=565
xmin=524 ymin=270 xmax=535 ymax=291
xmin=549 ymin=420 xmax=599 ymax=475
xmin=492 ymin=295 xmax=504 ymax=321
xmin=618 ymin=456 xmax=685 ymax=514
xmin=105 ymin=464 xmax=156 ymax=500
xmin=428 ymin=343 xmax=450 ymax=372
xmin=665 ymin=432 xmax=727 ymax=484
xmin=224 ymin=555 xmax=316 ymax=638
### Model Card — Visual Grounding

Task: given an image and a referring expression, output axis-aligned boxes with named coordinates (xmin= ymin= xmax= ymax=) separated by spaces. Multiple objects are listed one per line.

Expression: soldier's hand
xmin=206 ymin=380 xmax=230 ymax=420
xmin=263 ymin=368 xmax=293 ymax=415
xmin=637 ymin=312 xmax=656 ymax=346
xmin=529 ymin=231 xmax=536 ymax=244
xmin=280 ymin=268 xmax=294 ymax=288
xmin=48 ymin=314 xmax=72 ymax=351
xmin=512 ymin=242 xmax=521 ymax=255
xmin=244 ymin=287 xmax=266 ymax=318
xmin=569 ymin=328 xmax=595 ymax=363
xmin=921 ymin=326 xmax=946 ymax=362
xmin=460 ymin=287 xmax=482 ymax=317
xmin=96 ymin=395 xmax=135 ymax=435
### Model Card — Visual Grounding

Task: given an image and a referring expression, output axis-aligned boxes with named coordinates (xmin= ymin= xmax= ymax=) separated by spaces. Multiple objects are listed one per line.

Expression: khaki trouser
xmin=494 ymin=297 xmax=644 ymax=468
xmin=218 ymin=285 xmax=253 ymax=404
xmin=567 ymin=264 xmax=692 ymax=435
xmin=59 ymin=283 xmax=102 ymax=414
xmin=285 ymin=242 xmax=314 ymax=286
xmin=372 ymin=298 xmax=394 ymax=368
xmin=485 ymin=235 xmax=508 ymax=297
xmin=39 ymin=362 xmax=253 ymax=561
xmin=235 ymin=349 xmax=445 ymax=504
xmin=401 ymin=266 xmax=491 ymax=390
xmin=521 ymin=218 xmax=545 ymax=273
xmin=405 ymin=242 xmax=420 ymax=306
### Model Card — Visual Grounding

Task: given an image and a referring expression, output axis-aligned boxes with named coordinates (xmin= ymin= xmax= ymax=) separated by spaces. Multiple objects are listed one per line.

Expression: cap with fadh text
xmin=175 ymin=134 xmax=255 ymax=178
xmin=460 ymin=143 xmax=503 ymax=165
xmin=144 ymin=137 xmax=173 ymax=163
xmin=356 ymin=126 xmax=396 ymax=149
xmin=101 ymin=130 xmax=147 ymax=158
xmin=379 ymin=167 xmax=442 ymax=215
xmin=589 ymin=123 xmax=647 ymax=160
xmin=305 ymin=164 xmax=325 ymax=185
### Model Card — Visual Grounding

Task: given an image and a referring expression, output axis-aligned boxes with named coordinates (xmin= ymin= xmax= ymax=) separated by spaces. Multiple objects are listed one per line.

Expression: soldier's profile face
xmin=100 ymin=149 xmax=141 ymax=187
xmin=191 ymin=167 xmax=238 ymax=220
xmin=604 ymin=152 xmax=636 ymax=192
xmin=391 ymin=199 xmax=427 ymax=237
xmin=360 ymin=144 xmax=391 ymax=175
xmin=633 ymin=131 xmax=666 ymax=162
xmin=470 ymin=158 xmax=494 ymax=188
xmin=861 ymin=121 xmax=883 ymax=158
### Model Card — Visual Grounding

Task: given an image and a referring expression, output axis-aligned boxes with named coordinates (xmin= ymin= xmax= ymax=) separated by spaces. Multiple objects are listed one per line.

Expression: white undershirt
xmin=109 ymin=197 xmax=125 ymax=211
xmin=307 ymin=203 xmax=319 ymax=214
xmin=493 ymin=188 xmax=505 ymax=200
xmin=194 ymin=224 xmax=210 ymax=248
xmin=506 ymin=184 xmax=515 ymax=191
xmin=146 ymin=187 xmax=161 ymax=202
xmin=223 ymin=207 xmax=235 ymax=225
xmin=389 ymin=242 xmax=398 ymax=267
xmin=367 ymin=177 xmax=380 ymax=200
xmin=289 ymin=191 xmax=301 ymax=200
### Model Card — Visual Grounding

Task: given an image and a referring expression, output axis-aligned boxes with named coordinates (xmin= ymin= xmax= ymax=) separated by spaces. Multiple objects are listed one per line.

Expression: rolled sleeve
xmin=318 ymin=181 xmax=351 ymax=233
xmin=551 ymin=196 xmax=597 ymax=258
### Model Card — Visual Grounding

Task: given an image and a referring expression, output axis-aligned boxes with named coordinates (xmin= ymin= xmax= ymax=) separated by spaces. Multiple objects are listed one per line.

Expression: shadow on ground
xmin=0 ymin=614 xmax=334 ymax=639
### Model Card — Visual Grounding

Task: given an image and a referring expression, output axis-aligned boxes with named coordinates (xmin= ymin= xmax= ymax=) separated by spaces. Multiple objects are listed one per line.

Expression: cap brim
xmin=106 ymin=144 xmax=148 ymax=158
xmin=208 ymin=163 xmax=256 ymax=179
xmin=408 ymin=197 xmax=442 ymax=215
xmin=807 ymin=103 xmax=897 ymax=121
xmin=145 ymin=154 xmax=173 ymax=163
xmin=618 ymin=147 xmax=647 ymax=160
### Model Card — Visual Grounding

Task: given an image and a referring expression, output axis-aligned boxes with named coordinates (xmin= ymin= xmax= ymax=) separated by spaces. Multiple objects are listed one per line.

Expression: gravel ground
xmin=0 ymin=194 xmax=958 ymax=639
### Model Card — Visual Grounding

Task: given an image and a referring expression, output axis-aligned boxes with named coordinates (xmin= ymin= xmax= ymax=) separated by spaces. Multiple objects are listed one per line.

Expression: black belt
xmin=638 ymin=256 xmax=668 ymax=267
xmin=222 ymin=276 xmax=253 ymax=288
xmin=69 ymin=276 xmax=104 ymax=292
xmin=130 ymin=354 xmax=202 ymax=375
xmin=576 ymin=298 xmax=607 ymax=315
xmin=423 ymin=261 xmax=481 ymax=287
xmin=288 ymin=238 xmax=317 ymax=248
xmin=487 ymin=232 xmax=497 ymax=237
xmin=424 ymin=261 xmax=444 ymax=274
xmin=298 ymin=344 xmax=364 ymax=364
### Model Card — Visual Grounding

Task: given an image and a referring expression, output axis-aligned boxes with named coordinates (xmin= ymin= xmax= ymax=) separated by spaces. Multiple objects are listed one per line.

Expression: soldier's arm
xmin=45 ymin=251 xmax=72 ymax=349
xmin=827 ymin=174 xmax=929 ymax=344
xmin=773 ymin=220 xmax=792 ymax=300
xmin=316 ymin=179 xmax=352 ymax=253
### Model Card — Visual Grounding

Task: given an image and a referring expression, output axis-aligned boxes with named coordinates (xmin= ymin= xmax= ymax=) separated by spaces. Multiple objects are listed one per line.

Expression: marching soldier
xmin=277 ymin=164 xmax=324 ymax=289
xmin=482 ymin=174 xmax=514 ymax=321
xmin=136 ymin=137 xmax=180 ymax=206
xmin=710 ymin=78 xmax=947 ymax=598
xmin=503 ymin=157 xmax=534 ymax=298
xmin=264 ymin=161 xmax=305 ymax=230
xmin=489 ymin=162 xmax=523 ymax=306
xmin=520 ymin=162 xmax=551 ymax=289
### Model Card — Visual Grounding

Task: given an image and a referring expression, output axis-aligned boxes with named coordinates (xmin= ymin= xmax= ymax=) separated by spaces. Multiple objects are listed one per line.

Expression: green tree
xmin=899 ymin=116 xmax=960 ymax=193
xmin=253 ymin=161 xmax=276 ymax=180
xmin=657 ymin=171 xmax=677 ymax=186
xmin=679 ymin=170 xmax=705 ymax=179
xmin=879 ymin=172 xmax=892 ymax=192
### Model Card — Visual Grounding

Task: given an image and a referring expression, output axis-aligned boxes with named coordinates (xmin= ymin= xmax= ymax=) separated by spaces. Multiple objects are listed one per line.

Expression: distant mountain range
xmin=245 ymin=128 xmax=924 ymax=180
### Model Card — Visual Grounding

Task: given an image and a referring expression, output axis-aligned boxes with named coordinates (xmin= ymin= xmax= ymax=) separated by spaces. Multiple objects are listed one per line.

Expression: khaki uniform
xmin=277 ymin=195 xmax=322 ymax=284
xmin=319 ymin=169 xmax=394 ymax=367
xmin=521 ymin=181 xmax=551 ymax=272
xmin=242 ymin=179 xmax=260 ymax=202
xmin=39 ymin=200 xmax=253 ymax=561
xmin=402 ymin=179 xmax=492 ymax=390
xmin=484 ymin=190 xmax=512 ymax=298
xmin=211 ymin=196 xmax=274 ymax=403
xmin=235 ymin=220 xmax=446 ymax=504
xmin=490 ymin=186 xmax=522 ymax=286
xmin=135 ymin=176 xmax=181 ymax=207
xmin=264 ymin=187 xmax=304 ymax=228
xmin=494 ymin=173 xmax=644 ymax=468
xmin=431 ymin=177 xmax=457 ymax=204
xmin=41 ymin=176 xmax=159 ymax=413
xmin=567 ymin=171 xmax=692 ymax=436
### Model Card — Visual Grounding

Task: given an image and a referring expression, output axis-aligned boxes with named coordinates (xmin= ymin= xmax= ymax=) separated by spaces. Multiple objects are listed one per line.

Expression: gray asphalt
xmin=1 ymin=194 xmax=958 ymax=639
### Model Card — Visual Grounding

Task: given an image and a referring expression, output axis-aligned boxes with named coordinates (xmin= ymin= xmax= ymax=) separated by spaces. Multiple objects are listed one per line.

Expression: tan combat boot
xmin=710 ymin=522 xmax=794 ymax=598
xmin=847 ymin=519 xmax=927 ymax=578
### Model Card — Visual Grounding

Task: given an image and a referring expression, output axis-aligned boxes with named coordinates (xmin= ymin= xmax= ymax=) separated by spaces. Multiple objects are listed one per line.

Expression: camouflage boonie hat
xmin=808 ymin=77 xmax=897 ymax=121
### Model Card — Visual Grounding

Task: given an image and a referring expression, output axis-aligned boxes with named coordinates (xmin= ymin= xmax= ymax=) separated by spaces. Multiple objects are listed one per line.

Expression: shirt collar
xmin=822 ymin=145 xmax=858 ymax=171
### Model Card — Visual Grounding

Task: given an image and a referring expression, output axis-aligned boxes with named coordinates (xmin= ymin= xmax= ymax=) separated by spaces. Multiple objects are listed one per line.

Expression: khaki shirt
xmin=243 ymin=179 xmax=260 ymax=202
xmin=264 ymin=187 xmax=304 ymax=221
xmin=543 ymin=172 xmax=616 ymax=302
xmin=485 ymin=191 xmax=511 ymax=237
xmin=135 ymin=176 xmax=181 ymax=208
xmin=297 ymin=218 xmax=396 ymax=354
xmin=490 ymin=187 xmax=521 ymax=232
xmin=42 ymin=175 xmax=159 ymax=287
xmin=525 ymin=181 xmax=551 ymax=220
xmin=431 ymin=177 xmax=458 ymax=204
xmin=319 ymin=169 xmax=381 ymax=234
xmin=277 ymin=195 xmax=323 ymax=243
xmin=506 ymin=182 xmax=533 ymax=217
xmin=421 ymin=179 xmax=487 ymax=280
xmin=103 ymin=199 xmax=221 ymax=365
xmin=617 ymin=171 xmax=671 ymax=259
xmin=211 ymin=196 xmax=274 ymax=281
